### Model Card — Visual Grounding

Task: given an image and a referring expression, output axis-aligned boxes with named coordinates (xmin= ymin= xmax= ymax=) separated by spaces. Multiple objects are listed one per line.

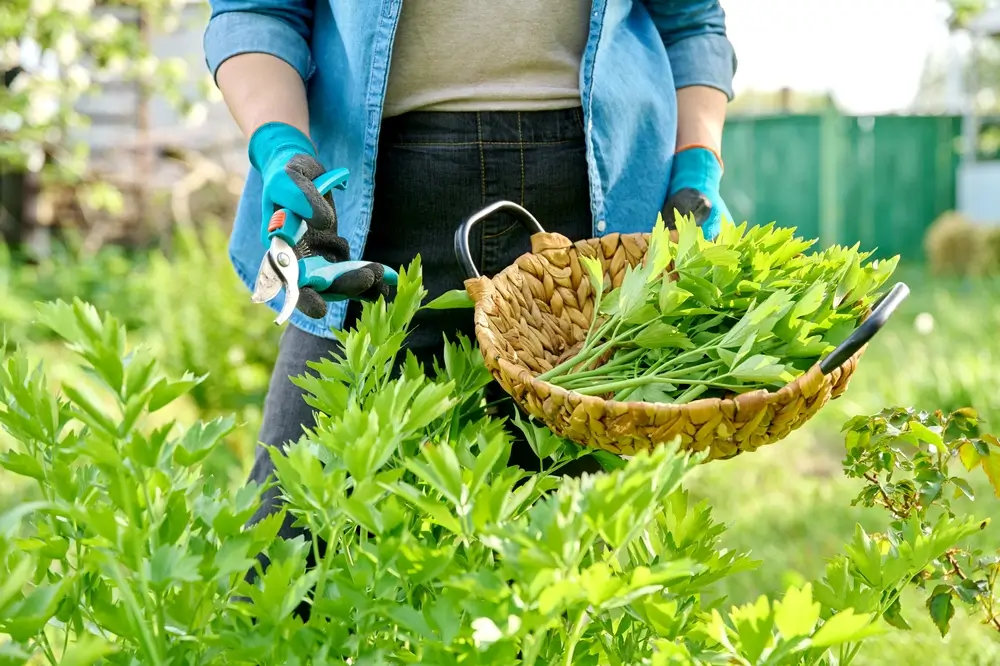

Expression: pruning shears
xmin=251 ymin=168 xmax=399 ymax=325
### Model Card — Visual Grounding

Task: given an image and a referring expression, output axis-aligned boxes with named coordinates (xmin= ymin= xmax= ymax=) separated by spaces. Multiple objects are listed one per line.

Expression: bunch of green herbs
xmin=536 ymin=213 xmax=899 ymax=404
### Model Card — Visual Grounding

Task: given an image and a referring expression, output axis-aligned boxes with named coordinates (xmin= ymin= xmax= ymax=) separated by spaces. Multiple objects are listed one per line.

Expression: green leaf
xmin=389 ymin=482 xmax=463 ymax=534
xmin=470 ymin=430 xmax=509 ymax=494
xmin=58 ymin=635 xmax=118 ymax=666
xmin=728 ymin=595 xmax=774 ymax=663
xmin=883 ymin=596 xmax=911 ymax=630
xmin=539 ymin=579 xmax=586 ymax=615
xmin=147 ymin=372 xmax=205 ymax=412
xmin=951 ymin=477 xmax=976 ymax=501
xmin=581 ymin=562 xmax=625 ymax=607
xmin=676 ymin=274 xmax=721 ymax=307
xmin=810 ymin=609 xmax=884 ymax=647
xmin=579 ymin=255 xmax=606 ymax=293
xmin=0 ymin=452 xmax=44 ymax=481
xmin=383 ymin=603 xmax=435 ymax=641
xmin=926 ymin=585 xmax=956 ymax=637
xmin=981 ymin=451 xmax=1000 ymax=499
xmin=632 ymin=322 xmax=695 ymax=350
xmin=617 ymin=263 xmax=649 ymax=320
xmin=958 ymin=442 xmax=981 ymax=471
xmin=645 ymin=216 xmax=674 ymax=280
xmin=845 ymin=524 xmax=883 ymax=588
xmin=729 ymin=354 xmax=791 ymax=384
xmin=410 ymin=443 xmax=466 ymax=508
xmin=0 ymin=558 xmax=34 ymax=614
xmin=173 ymin=416 xmax=236 ymax=467
xmin=591 ymin=450 xmax=628 ymax=472
xmin=629 ymin=382 xmax=678 ymax=404
xmin=908 ymin=420 xmax=943 ymax=448
xmin=1 ymin=581 xmax=70 ymax=642
xmin=624 ymin=303 xmax=660 ymax=326
xmin=658 ymin=281 xmax=692 ymax=314
xmin=731 ymin=332 xmax=757 ymax=370
xmin=148 ymin=544 xmax=202 ymax=592
xmin=423 ymin=289 xmax=474 ymax=310
xmin=405 ymin=381 xmax=457 ymax=433
xmin=790 ymin=281 xmax=827 ymax=319
xmin=213 ymin=535 xmax=258 ymax=581
xmin=513 ymin=413 xmax=564 ymax=460
xmin=699 ymin=244 xmax=741 ymax=268
xmin=955 ymin=578 xmax=989 ymax=605
xmin=0 ymin=502 xmax=54 ymax=538
xmin=61 ymin=383 xmax=118 ymax=435
xmin=773 ymin=583 xmax=821 ymax=639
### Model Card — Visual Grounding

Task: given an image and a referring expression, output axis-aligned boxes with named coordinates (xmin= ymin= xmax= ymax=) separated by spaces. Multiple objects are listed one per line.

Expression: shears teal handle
xmin=262 ymin=167 xmax=399 ymax=297
xmin=300 ymin=257 xmax=399 ymax=302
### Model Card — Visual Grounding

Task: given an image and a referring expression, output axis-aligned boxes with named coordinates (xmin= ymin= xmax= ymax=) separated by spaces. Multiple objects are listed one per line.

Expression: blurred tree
xmin=946 ymin=0 xmax=991 ymax=29
xmin=913 ymin=1 xmax=1000 ymax=118
xmin=0 ymin=0 xmax=210 ymax=219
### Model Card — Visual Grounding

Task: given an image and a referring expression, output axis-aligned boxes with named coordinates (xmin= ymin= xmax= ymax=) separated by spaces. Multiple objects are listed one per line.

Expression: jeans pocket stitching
xmin=482 ymin=220 xmax=521 ymax=241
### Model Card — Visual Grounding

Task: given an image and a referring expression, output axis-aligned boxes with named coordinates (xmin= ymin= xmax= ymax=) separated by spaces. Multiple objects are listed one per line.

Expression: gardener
xmin=204 ymin=0 xmax=737 ymax=602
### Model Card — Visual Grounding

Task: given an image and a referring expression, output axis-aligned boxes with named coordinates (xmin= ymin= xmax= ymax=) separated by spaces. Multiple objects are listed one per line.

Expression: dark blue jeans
xmin=244 ymin=109 xmax=603 ymax=605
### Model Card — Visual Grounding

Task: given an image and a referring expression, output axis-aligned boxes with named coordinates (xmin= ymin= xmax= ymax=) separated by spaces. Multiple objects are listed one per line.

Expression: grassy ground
xmin=687 ymin=267 xmax=1000 ymax=664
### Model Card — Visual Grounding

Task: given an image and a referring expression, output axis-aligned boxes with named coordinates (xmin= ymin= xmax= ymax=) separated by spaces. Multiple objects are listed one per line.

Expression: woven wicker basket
xmin=454 ymin=201 xmax=909 ymax=461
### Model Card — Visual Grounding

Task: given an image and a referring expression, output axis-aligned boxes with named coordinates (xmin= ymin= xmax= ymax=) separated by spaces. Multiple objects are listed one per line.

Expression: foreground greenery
xmin=1 ymin=233 xmax=999 ymax=662
xmin=0 ymin=253 xmax=996 ymax=664
xmin=1 ymin=227 xmax=279 ymax=482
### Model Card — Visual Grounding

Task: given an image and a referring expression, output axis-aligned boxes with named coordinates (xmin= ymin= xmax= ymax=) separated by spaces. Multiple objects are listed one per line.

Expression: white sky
xmin=724 ymin=0 xmax=956 ymax=113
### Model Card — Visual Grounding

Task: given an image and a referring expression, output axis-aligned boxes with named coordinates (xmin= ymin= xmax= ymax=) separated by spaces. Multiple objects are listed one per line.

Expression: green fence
xmin=720 ymin=112 xmax=962 ymax=261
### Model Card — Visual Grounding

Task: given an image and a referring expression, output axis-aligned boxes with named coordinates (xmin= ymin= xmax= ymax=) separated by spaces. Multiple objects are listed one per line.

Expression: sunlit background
xmin=2 ymin=1 xmax=1000 ymax=663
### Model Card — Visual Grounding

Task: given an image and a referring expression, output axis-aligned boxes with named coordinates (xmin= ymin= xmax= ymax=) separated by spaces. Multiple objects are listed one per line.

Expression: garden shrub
xmin=923 ymin=211 xmax=1000 ymax=277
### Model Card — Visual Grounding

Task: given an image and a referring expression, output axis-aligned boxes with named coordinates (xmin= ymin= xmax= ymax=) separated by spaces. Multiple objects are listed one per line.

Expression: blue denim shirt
xmin=203 ymin=1 xmax=737 ymax=339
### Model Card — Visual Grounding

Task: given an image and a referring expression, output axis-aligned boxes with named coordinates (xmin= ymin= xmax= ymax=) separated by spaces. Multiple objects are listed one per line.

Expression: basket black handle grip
xmin=819 ymin=281 xmax=910 ymax=375
xmin=454 ymin=200 xmax=547 ymax=279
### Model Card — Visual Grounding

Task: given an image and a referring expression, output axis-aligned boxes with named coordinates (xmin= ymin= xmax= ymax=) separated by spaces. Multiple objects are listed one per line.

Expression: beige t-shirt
xmin=383 ymin=1 xmax=592 ymax=118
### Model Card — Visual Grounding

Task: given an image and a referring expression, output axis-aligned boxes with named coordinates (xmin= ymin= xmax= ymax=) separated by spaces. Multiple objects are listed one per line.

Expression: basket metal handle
xmin=818 ymin=281 xmax=910 ymax=375
xmin=454 ymin=200 xmax=547 ymax=279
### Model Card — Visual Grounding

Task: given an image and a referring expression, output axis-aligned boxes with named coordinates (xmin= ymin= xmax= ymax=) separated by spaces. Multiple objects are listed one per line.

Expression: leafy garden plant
xmin=842 ymin=407 xmax=1000 ymax=637
xmin=0 ymin=257 xmax=994 ymax=664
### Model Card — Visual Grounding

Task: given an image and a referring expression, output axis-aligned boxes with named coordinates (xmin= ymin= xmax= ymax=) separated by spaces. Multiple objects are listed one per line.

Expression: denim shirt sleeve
xmin=641 ymin=1 xmax=738 ymax=100
xmin=203 ymin=1 xmax=316 ymax=83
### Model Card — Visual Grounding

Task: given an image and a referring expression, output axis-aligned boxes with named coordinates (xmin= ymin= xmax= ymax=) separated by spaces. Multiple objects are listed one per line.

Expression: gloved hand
xmin=248 ymin=122 xmax=389 ymax=319
xmin=662 ymin=145 xmax=733 ymax=241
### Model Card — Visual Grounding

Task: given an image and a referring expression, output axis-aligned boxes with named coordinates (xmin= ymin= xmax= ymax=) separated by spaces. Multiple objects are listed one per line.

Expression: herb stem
xmin=572 ymin=371 xmax=752 ymax=397
xmin=563 ymin=609 xmax=591 ymax=666
xmin=309 ymin=515 xmax=341 ymax=622
xmin=37 ymin=632 xmax=58 ymax=665
xmin=536 ymin=324 xmax=626 ymax=382
xmin=550 ymin=348 xmax=646 ymax=383
xmin=647 ymin=335 xmax=723 ymax=374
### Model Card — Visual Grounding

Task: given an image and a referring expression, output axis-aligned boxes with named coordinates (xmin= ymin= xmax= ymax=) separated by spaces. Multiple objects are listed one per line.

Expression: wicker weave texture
xmin=466 ymin=231 xmax=866 ymax=460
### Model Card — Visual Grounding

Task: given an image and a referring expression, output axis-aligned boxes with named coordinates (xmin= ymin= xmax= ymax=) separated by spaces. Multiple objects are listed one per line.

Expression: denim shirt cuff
xmin=667 ymin=33 xmax=737 ymax=101
xmin=204 ymin=11 xmax=316 ymax=84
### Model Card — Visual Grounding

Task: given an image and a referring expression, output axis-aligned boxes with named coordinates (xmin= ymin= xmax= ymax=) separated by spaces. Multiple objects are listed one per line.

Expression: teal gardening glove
xmin=662 ymin=145 xmax=733 ymax=241
xmin=248 ymin=122 xmax=390 ymax=319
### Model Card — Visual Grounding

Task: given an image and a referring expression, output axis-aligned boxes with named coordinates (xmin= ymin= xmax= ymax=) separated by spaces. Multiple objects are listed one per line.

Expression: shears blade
xmin=271 ymin=238 xmax=300 ymax=326
xmin=251 ymin=238 xmax=301 ymax=326
xmin=251 ymin=253 xmax=284 ymax=304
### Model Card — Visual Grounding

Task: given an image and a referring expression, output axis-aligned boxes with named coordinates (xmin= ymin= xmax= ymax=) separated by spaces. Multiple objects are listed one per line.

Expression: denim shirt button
xmin=596 ymin=219 xmax=607 ymax=233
